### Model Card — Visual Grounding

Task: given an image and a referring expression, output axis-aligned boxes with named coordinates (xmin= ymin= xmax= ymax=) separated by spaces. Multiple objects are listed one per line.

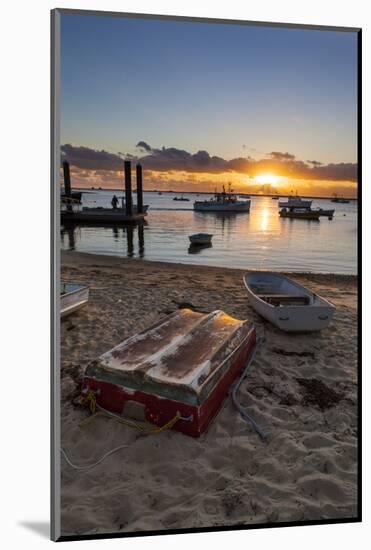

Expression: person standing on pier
xmin=111 ymin=194 xmax=119 ymax=209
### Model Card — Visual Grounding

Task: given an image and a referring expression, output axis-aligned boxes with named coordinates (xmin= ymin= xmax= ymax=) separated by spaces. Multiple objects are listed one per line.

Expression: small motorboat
xmin=279 ymin=207 xmax=320 ymax=220
xmin=173 ymin=195 xmax=190 ymax=201
xmin=331 ymin=194 xmax=350 ymax=204
xmin=189 ymin=233 xmax=213 ymax=245
xmin=313 ymin=208 xmax=335 ymax=218
xmin=243 ymin=272 xmax=335 ymax=332
xmin=61 ymin=283 xmax=89 ymax=318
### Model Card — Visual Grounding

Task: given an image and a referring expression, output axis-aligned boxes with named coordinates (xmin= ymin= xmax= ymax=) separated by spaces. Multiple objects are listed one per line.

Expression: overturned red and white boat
xmin=82 ymin=308 xmax=256 ymax=437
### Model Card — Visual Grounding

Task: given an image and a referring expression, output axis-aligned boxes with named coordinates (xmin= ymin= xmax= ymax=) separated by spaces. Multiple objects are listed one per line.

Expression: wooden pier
xmin=61 ymin=160 xmax=148 ymax=225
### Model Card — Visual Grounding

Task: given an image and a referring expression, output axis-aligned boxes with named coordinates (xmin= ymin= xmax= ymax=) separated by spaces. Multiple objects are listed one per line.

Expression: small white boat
xmin=189 ymin=233 xmax=213 ymax=245
xmin=61 ymin=283 xmax=89 ymax=318
xmin=243 ymin=272 xmax=335 ymax=332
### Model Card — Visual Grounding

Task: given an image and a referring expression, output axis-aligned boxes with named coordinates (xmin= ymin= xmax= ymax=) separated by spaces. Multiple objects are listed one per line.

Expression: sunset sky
xmin=60 ymin=13 xmax=358 ymax=197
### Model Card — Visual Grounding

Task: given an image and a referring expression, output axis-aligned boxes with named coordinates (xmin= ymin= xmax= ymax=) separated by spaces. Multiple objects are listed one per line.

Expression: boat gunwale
xmin=60 ymin=283 xmax=89 ymax=298
xmin=243 ymin=271 xmax=336 ymax=311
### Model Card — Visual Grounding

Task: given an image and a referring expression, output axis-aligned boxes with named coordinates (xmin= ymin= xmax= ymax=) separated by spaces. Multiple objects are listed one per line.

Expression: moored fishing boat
xmin=278 ymin=196 xmax=312 ymax=208
xmin=194 ymin=184 xmax=250 ymax=212
xmin=313 ymin=208 xmax=335 ymax=217
xmin=243 ymin=272 xmax=335 ymax=332
xmin=61 ymin=283 xmax=89 ymax=318
xmin=279 ymin=207 xmax=320 ymax=220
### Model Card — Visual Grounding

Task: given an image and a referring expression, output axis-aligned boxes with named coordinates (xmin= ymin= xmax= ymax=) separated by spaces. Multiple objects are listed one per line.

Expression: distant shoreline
xmin=66 ymin=187 xmax=358 ymax=201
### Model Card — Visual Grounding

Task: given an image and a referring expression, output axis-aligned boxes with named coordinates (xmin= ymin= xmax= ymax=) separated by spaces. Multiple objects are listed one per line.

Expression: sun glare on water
xmin=255 ymin=173 xmax=280 ymax=186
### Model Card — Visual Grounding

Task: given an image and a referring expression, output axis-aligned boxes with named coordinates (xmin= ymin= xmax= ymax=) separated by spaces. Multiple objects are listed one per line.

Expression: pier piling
xmin=136 ymin=164 xmax=143 ymax=214
xmin=63 ymin=161 xmax=71 ymax=196
xmin=124 ymin=161 xmax=133 ymax=216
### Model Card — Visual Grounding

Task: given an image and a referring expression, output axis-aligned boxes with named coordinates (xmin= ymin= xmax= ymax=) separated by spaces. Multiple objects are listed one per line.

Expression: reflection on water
xmin=61 ymin=222 xmax=146 ymax=259
xmin=60 ymin=191 xmax=357 ymax=274
xmin=188 ymin=243 xmax=213 ymax=254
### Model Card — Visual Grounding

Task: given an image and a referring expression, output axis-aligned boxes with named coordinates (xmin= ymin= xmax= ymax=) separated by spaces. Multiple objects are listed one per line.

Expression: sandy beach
xmin=60 ymin=250 xmax=358 ymax=536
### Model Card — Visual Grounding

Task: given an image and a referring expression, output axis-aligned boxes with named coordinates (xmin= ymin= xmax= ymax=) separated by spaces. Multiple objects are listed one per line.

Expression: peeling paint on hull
xmin=82 ymin=309 xmax=256 ymax=437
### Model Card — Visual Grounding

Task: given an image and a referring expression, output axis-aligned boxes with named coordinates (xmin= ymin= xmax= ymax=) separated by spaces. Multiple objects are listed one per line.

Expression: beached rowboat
xmin=243 ymin=272 xmax=335 ymax=332
xmin=61 ymin=283 xmax=89 ymax=318
xmin=82 ymin=309 xmax=256 ymax=437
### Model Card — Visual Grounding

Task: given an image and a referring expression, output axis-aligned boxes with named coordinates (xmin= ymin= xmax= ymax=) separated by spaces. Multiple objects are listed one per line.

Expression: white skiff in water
xmin=61 ymin=283 xmax=89 ymax=318
xmin=243 ymin=272 xmax=335 ymax=332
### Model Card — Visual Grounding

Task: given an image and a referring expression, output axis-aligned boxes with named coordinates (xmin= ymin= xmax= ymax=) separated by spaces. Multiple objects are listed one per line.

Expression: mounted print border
xmin=51 ymin=8 xmax=362 ymax=542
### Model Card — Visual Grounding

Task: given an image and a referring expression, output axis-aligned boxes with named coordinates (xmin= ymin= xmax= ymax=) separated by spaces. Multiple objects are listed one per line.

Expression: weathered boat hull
xmin=82 ymin=309 xmax=256 ymax=437
xmin=61 ymin=283 xmax=89 ymax=318
xmin=243 ymin=272 xmax=335 ymax=332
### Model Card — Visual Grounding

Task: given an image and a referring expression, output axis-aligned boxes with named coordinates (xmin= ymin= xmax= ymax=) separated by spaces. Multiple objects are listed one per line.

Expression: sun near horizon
xmin=254 ymin=174 xmax=281 ymax=187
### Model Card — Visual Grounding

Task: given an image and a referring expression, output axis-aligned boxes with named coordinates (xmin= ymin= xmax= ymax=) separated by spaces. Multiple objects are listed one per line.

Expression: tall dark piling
xmin=136 ymin=163 xmax=143 ymax=214
xmin=63 ymin=161 xmax=71 ymax=196
xmin=124 ymin=160 xmax=133 ymax=216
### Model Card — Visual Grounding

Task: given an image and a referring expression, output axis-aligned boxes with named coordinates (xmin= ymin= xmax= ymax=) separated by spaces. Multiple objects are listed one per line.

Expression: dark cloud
xmin=269 ymin=151 xmax=296 ymax=161
xmin=307 ymin=160 xmax=323 ymax=166
xmin=136 ymin=141 xmax=152 ymax=153
xmin=61 ymin=142 xmax=357 ymax=182
xmin=61 ymin=144 xmax=124 ymax=171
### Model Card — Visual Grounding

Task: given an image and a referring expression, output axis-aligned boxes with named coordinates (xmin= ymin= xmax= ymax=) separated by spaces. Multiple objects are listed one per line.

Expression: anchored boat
xmin=313 ymin=208 xmax=335 ymax=218
xmin=243 ymin=272 xmax=335 ymax=332
xmin=279 ymin=207 xmax=320 ymax=220
xmin=61 ymin=283 xmax=89 ymax=318
xmin=82 ymin=309 xmax=256 ymax=437
xmin=278 ymin=196 xmax=312 ymax=209
xmin=173 ymin=195 xmax=190 ymax=201
xmin=331 ymin=194 xmax=350 ymax=204
xmin=189 ymin=233 xmax=213 ymax=245
xmin=194 ymin=184 xmax=251 ymax=213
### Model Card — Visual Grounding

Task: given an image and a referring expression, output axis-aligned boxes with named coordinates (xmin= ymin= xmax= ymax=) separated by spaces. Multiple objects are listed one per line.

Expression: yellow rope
xmin=79 ymin=391 xmax=181 ymax=435
xmin=79 ymin=390 xmax=97 ymax=414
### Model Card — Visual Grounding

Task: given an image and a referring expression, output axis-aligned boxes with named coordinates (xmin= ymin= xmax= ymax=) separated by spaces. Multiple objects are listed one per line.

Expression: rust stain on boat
xmin=90 ymin=309 xmax=253 ymax=402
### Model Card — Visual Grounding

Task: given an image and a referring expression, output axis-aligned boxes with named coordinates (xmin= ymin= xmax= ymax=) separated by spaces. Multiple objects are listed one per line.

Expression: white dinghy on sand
xmin=243 ymin=272 xmax=335 ymax=332
xmin=61 ymin=283 xmax=89 ymax=318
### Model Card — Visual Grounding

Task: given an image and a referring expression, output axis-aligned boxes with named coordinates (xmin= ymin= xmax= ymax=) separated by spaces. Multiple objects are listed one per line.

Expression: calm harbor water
xmin=60 ymin=191 xmax=357 ymax=274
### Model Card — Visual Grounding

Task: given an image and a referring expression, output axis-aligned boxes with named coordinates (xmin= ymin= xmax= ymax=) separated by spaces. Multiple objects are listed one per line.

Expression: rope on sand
xmin=231 ymin=337 xmax=268 ymax=441
xmin=61 ymin=396 xmax=181 ymax=471
xmin=61 ymin=340 xmax=266 ymax=471
xmin=61 ymin=444 xmax=131 ymax=471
